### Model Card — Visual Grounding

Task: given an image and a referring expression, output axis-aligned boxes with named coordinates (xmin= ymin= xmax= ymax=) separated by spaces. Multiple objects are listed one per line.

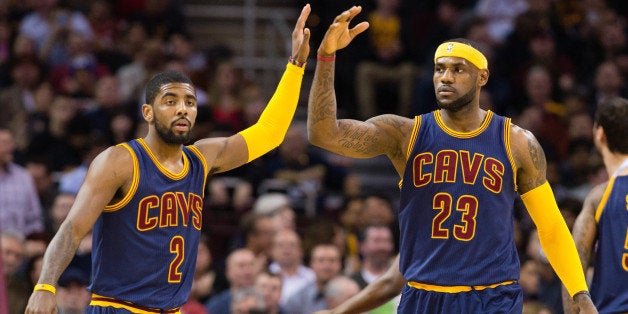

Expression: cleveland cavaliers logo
xmin=447 ymin=43 xmax=454 ymax=52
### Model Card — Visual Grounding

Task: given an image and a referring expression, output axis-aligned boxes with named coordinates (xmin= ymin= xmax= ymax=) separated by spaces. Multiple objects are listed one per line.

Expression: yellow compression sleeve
xmin=238 ymin=63 xmax=304 ymax=162
xmin=520 ymin=181 xmax=589 ymax=297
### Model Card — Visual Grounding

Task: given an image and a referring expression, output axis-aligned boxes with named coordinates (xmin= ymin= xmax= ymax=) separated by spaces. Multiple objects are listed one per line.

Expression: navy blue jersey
xmin=399 ymin=110 xmax=519 ymax=286
xmin=591 ymin=172 xmax=628 ymax=313
xmin=88 ymin=138 xmax=208 ymax=309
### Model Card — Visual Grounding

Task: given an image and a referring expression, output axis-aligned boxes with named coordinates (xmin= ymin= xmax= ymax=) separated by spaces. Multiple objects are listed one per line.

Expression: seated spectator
xmin=0 ymin=128 xmax=45 ymax=239
xmin=283 ymin=244 xmax=342 ymax=314
xmin=2 ymin=232 xmax=29 ymax=314
xmin=254 ymin=271 xmax=284 ymax=314
xmin=355 ymin=0 xmax=418 ymax=119
xmin=324 ymin=276 xmax=361 ymax=310
xmin=205 ymin=248 xmax=258 ymax=314
xmin=56 ymin=265 xmax=91 ymax=314
xmin=269 ymin=229 xmax=315 ymax=306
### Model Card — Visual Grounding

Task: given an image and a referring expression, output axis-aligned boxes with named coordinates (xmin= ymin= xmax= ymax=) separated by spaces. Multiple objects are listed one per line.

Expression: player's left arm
xmin=561 ymin=182 xmax=605 ymax=313
xmin=510 ymin=124 xmax=597 ymax=313
xmin=194 ymin=4 xmax=311 ymax=174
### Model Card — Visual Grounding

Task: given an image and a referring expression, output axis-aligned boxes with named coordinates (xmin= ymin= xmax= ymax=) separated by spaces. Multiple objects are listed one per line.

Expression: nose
xmin=440 ymin=68 xmax=454 ymax=83
xmin=176 ymin=101 xmax=187 ymax=116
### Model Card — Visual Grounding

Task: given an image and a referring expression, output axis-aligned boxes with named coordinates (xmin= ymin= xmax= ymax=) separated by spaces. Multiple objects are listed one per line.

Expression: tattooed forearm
xmin=39 ymin=223 xmax=81 ymax=284
xmin=308 ymin=63 xmax=337 ymax=127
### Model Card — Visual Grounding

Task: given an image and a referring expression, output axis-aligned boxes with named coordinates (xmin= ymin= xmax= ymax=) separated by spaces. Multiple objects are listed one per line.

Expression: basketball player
xmin=307 ymin=6 xmax=597 ymax=313
xmin=561 ymin=97 xmax=628 ymax=313
xmin=25 ymin=4 xmax=312 ymax=313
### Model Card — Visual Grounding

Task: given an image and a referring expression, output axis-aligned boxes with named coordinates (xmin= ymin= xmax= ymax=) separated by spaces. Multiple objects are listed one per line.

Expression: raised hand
xmin=318 ymin=6 xmax=369 ymax=56
xmin=291 ymin=4 xmax=312 ymax=64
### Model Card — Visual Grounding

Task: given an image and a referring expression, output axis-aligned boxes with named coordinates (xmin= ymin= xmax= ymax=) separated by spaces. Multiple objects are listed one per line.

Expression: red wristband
xmin=289 ymin=56 xmax=306 ymax=68
xmin=317 ymin=54 xmax=336 ymax=62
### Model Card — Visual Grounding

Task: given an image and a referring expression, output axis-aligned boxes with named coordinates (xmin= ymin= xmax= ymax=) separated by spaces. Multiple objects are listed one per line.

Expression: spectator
xmin=231 ymin=287 xmax=266 ymax=314
xmin=239 ymin=212 xmax=276 ymax=274
xmin=17 ymin=0 xmax=93 ymax=62
xmin=354 ymin=0 xmax=418 ymax=119
xmin=254 ymin=271 xmax=284 ymax=314
xmin=0 ymin=128 xmax=44 ymax=238
xmin=262 ymin=123 xmax=348 ymax=216
xmin=189 ymin=234 xmax=217 ymax=305
xmin=324 ymin=276 xmax=361 ymax=310
xmin=205 ymin=248 xmax=258 ymax=314
xmin=56 ymin=265 xmax=90 ymax=314
xmin=269 ymin=229 xmax=315 ymax=306
xmin=2 ymin=232 xmax=29 ymax=314
xmin=0 ymin=57 xmax=45 ymax=151
xmin=283 ymin=243 xmax=342 ymax=314
xmin=349 ymin=224 xmax=397 ymax=313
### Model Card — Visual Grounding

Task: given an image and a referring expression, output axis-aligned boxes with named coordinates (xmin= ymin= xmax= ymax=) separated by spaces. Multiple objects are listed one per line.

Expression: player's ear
xmin=142 ymin=104 xmax=153 ymax=122
xmin=478 ymin=68 xmax=489 ymax=87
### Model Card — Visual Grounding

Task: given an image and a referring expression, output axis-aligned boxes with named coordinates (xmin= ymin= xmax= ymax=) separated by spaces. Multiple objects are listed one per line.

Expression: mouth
xmin=172 ymin=118 xmax=191 ymax=131
xmin=437 ymin=86 xmax=455 ymax=95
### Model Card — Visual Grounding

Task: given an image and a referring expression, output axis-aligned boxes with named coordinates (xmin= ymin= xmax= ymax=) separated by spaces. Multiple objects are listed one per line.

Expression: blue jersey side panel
xmin=399 ymin=110 xmax=519 ymax=285
xmin=89 ymin=139 xmax=207 ymax=309
xmin=591 ymin=175 xmax=628 ymax=313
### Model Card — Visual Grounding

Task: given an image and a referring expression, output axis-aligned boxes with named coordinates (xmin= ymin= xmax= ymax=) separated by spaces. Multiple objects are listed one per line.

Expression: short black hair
xmin=145 ymin=70 xmax=194 ymax=105
xmin=595 ymin=97 xmax=628 ymax=154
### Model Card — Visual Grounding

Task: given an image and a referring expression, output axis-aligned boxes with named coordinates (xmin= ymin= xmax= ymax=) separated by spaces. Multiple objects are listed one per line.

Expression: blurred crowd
xmin=0 ymin=0 xmax=626 ymax=313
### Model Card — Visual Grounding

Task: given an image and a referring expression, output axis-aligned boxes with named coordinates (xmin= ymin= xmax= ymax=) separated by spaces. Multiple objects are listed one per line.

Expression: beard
xmin=154 ymin=115 xmax=192 ymax=145
xmin=436 ymin=87 xmax=477 ymax=112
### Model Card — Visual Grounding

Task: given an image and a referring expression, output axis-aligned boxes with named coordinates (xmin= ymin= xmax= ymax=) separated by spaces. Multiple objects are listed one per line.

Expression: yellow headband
xmin=434 ymin=42 xmax=488 ymax=70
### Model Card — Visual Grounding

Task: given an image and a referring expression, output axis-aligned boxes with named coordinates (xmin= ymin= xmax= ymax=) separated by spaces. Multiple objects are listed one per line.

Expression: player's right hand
xmin=25 ymin=291 xmax=58 ymax=314
xmin=317 ymin=6 xmax=369 ymax=56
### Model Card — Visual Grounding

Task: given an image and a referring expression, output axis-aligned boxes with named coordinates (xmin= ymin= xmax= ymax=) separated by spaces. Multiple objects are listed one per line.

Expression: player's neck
xmin=439 ymin=107 xmax=487 ymax=133
xmin=142 ymin=135 xmax=184 ymax=161
xmin=605 ymin=153 xmax=628 ymax=177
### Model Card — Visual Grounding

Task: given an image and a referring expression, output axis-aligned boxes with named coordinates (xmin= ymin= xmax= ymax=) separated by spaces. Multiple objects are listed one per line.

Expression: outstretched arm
xmin=510 ymin=124 xmax=597 ymax=313
xmin=561 ymin=183 xmax=605 ymax=313
xmin=307 ymin=6 xmax=412 ymax=175
xmin=315 ymin=254 xmax=405 ymax=314
xmin=194 ymin=4 xmax=311 ymax=174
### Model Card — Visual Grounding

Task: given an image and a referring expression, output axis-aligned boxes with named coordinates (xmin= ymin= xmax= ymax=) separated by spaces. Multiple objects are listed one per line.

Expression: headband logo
xmin=446 ymin=43 xmax=454 ymax=52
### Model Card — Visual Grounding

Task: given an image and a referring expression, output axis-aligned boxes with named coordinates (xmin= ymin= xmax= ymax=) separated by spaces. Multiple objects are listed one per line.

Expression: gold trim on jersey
xmin=138 ymin=138 xmax=189 ymax=180
xmin=434 ymin=110 xmax=493 ymax=138
xmin=104 ymin=143 xmax=140 ymax=212
xmin=90 ymin=294 xmax=181 ymax=313
xmin=407 ymin=280 xmax=517 ymax=293
xmin=504 ymin=118 xmax=518 ymax=191
xmin=400 ymin=116 xmax=422 ymax=189
xmin=186 ymin=145 xmax=209 ymax=198
xmin=595 ymin=177 xmax=615 ymax=223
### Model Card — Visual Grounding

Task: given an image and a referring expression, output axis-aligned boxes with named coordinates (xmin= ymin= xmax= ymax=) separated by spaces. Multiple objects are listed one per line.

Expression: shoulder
xmin=507 ymin=121 xmax=547 ymax=192
xmin=87 ymin=145 xmax=135 ymax=181
xmin=368 ymin=114 xmax=415 ymax=134
xmin=583 ymin=181 xmax=609 ymax=211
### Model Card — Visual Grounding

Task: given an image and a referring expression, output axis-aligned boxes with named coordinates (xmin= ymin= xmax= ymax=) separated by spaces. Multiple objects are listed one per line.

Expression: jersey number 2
xmin=432 ymin=193 xmax=478 ymax=241
xmin=169 ymin=236 xmax=184 ymax=282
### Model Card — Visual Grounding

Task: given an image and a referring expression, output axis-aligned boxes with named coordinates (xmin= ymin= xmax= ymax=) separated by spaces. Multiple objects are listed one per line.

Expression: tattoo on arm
xmin=309 ymin=65 xmax=337 ymax=126
xmin=337 ymin=122 xmax=380 ymax=155
xmin=528 ymin=136 xmax=545 ymax=174
xmin=521 ymin=133 xmax=547 ymax=189
xmin=40 ymin=224 xmax=81 ymax=284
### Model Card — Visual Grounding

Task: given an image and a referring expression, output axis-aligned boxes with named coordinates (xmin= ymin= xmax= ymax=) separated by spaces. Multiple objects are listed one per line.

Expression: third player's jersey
xmin=591 ymin=165 xmax=628 ymax=313
xmin=89 ymin=138 xmax=208 ymax=309
xmin=399 ymin=110 xmax=519 ymax=285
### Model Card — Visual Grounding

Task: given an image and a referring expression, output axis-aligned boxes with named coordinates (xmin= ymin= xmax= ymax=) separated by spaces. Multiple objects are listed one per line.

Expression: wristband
xmin=317 ymin=54 xmax=336 ymax=62
xmin=288 ymin=56 xmax=306 ymax=68
xmin=572 ymin=290 xmax=591 ymax=301
xmin=34 ymin=283 xmax=56 ymax=295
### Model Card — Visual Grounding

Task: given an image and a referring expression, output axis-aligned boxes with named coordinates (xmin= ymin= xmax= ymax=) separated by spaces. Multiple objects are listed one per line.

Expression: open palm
xmin=318 ymin=6 xmax=369 ymax=56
